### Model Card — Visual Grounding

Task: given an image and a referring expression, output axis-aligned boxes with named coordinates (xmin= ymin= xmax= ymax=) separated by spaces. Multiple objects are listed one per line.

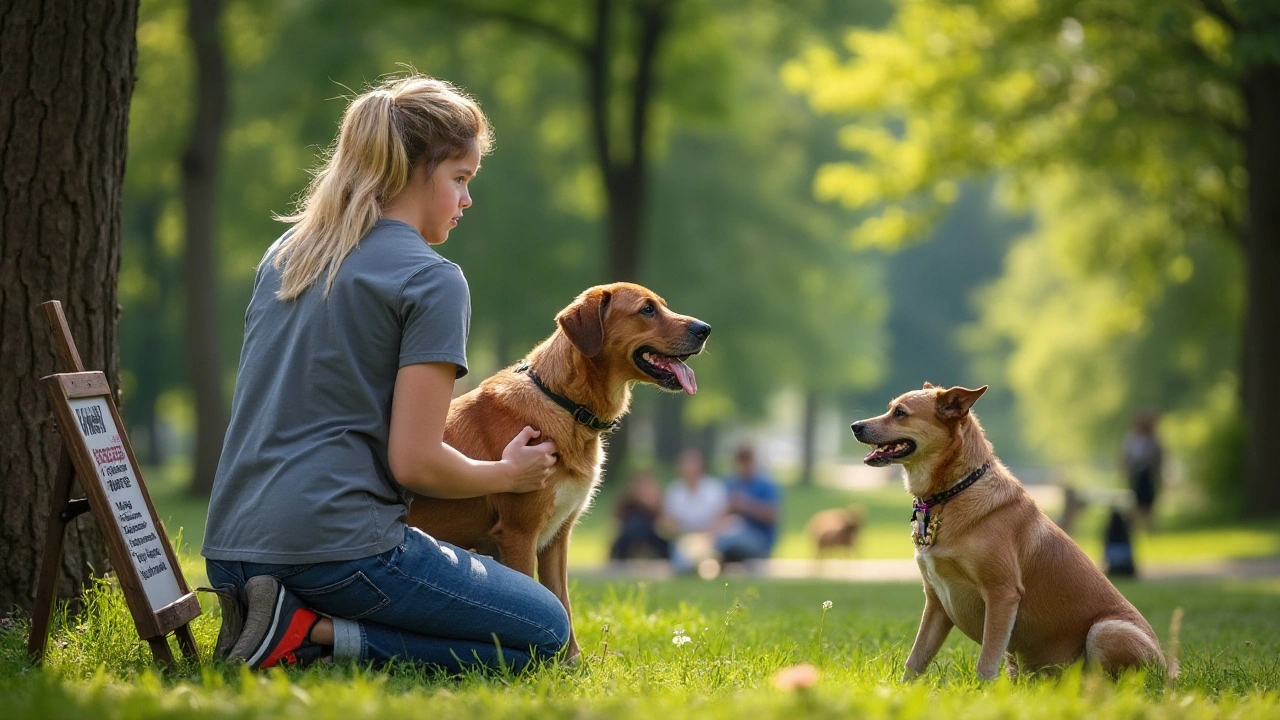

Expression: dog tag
xmin=911 ymin=504 xmax=942 ymax=548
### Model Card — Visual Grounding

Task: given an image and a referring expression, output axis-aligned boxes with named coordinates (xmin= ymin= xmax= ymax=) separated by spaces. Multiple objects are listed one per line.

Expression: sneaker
xmin=228 ymin=575 xmax=326 ymax=669
xmin=196 ymin=583 xmax=247 ymax=659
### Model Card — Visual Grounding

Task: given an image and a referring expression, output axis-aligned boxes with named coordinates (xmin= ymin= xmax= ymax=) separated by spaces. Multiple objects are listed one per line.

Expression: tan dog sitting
xmin=851 ymin=383 xmax=1164 ymax=679
xmin=408 ymin=283 xmax=709 ymax=658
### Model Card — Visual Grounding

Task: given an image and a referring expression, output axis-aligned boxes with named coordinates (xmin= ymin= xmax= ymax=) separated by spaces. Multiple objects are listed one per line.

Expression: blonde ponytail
xmin=272 ymin=75 xmax=493 ymax=300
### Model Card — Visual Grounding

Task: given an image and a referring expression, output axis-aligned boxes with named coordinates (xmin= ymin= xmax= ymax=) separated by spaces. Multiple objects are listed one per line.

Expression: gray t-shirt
xmin=202 ymin=219 xmax=470 ymax=564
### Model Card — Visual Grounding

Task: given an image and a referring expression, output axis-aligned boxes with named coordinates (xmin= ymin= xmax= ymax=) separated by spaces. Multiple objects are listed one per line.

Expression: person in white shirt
xmin=661 ymin=448 xmax=727 ymax=572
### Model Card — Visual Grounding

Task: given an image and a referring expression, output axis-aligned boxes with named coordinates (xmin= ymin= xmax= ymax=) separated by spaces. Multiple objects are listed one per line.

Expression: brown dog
xmin=851 ymin=383 xmax=1164 ymax=679
xmin=407 ymin=282 xmax=709 ymax=658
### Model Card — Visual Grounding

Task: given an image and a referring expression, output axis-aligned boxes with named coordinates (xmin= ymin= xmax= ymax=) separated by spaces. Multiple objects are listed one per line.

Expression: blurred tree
xmin=787 ymin=0 xmax=1279 ymax=515
xmin=643 ymin=3 xmax=888 ymax=481
xmin=436 ymin=0 xmax=687 ymax=477
xmin=439 ymin=0 xmax=890 ymax=478
xmin=121 ymin=0 xmax=190 ymax=468
xmin=182 ymin=0 xmax=230 ymax=496
xmin=852 ymin=180 xmax=1031 ymax=465
xmin=0 ymin=0 xmax=138 ymax=613
xmin=119 ymin=0 xmax=890 ymax=494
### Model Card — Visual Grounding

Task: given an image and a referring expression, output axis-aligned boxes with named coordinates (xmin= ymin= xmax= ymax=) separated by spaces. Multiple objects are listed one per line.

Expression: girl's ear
xmin=557 ymin=289 xmax=612 ymax=358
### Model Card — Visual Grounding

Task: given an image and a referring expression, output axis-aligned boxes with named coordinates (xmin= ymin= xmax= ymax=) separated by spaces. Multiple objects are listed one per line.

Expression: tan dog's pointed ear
xmin=937 ymin=385 xmax=987 ymax=420
xmin=557 ymin=289 xmax=611 ymax=358
xmin=922 ymin=381 xmax=934 ymax=389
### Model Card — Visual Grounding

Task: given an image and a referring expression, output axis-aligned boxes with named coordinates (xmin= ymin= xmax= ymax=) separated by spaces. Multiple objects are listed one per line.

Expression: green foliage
xmin=119 ymin=0 xmax=894 ymax=462
xmin=786 ymin=0 xmax=1267 ymax=490
xmin=3 ymin=572 xmax=1280 ymax=718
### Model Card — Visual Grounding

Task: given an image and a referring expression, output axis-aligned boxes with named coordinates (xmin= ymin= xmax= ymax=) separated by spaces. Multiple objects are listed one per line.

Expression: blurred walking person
xmin=1121 ymin=409 xmax=1164 ymax=532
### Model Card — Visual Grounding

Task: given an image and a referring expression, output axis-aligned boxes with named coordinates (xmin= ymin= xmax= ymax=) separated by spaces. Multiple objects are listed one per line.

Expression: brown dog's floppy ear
xmin=937 ymin=385 xmax=987 ymax=420
xmin=922 ymin=381 xmax=935 ymax=389
xmin=557 ymin=289 xmax=611 ymax=358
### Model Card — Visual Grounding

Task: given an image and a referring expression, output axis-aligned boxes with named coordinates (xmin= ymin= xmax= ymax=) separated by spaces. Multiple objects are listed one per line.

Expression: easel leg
xmin=147 ymin=636 xmax=177 ymax=668
xmin=175 ymin=624 xmax=200 ymax=661
xmin=27 ymin=450 xmax=76 ymax=664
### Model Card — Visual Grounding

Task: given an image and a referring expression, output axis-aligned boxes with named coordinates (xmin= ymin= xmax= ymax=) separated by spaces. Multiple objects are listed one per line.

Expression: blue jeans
xmin=206 ymin=526 xmax=570 ymax=673
xmin=714 ymin=517 xmax=773 ymax=563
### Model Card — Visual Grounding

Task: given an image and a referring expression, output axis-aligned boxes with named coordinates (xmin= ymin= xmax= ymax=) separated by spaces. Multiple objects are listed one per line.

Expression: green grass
xmin=7 ymin=462 xmax=1270 ymax=717
xmin=2 ymin=568 xmax=1278 ymax=719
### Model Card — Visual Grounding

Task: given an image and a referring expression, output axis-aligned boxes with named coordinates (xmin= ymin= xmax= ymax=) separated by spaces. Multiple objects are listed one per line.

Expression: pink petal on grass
xmin=771 ymin=663 xmax=820 ymax=690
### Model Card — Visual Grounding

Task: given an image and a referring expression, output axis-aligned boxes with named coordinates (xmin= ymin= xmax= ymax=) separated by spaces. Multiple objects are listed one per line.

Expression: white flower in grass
xmin=672 ymin=627 xmax=692 ymax=646
xmin=822 ymin=601 xmax=833 ymax=610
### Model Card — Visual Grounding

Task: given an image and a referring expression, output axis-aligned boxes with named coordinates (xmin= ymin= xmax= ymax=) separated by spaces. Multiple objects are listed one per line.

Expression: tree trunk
xmin=0 ymin=0 xmax=139 ymax=615
xmin=127 ymin=196 xmax=167 ymax=467
xmin=461 ymin=0 xmax=673 ymax=482
xmin=597 ymin=0 xmax=670 ymax=481
xmin=182 ymin=0 xmax=229 ymax=496
xmin=1241 ymin=63 xmax=1280 ymax=519
xmin=654 ymin=391 xmax=686 ymax=466
xmin=605 ymin=170 xmax=645 ymax=282
xmin=696 ymin=422 xmax=719 ymax=473
xmin=798 ymin=390 xmax=819 ymax=488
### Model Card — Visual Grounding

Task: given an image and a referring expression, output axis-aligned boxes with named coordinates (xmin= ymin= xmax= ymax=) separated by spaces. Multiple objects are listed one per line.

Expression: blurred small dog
xmin=807 ymin=506 xmax=863 ymax=558
xmin=851 ymin=383 xmax=1164 ymax=680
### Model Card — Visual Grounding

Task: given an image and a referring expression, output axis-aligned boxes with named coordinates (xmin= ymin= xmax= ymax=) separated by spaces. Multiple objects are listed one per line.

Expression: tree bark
xmin=0 ymin=0 xmax=139 ymax=614
xmin=182 ymin=0 xmax=229 ymax=496
xmin=1241 ymin=62 xmax=1280 ymax=518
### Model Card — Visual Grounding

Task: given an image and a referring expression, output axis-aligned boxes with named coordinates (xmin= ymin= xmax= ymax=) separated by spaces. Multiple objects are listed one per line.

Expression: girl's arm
xmin=388 ymin=362 xmax=557 ymax=498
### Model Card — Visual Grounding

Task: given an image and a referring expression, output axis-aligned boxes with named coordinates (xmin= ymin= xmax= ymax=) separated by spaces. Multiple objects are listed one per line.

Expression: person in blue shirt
xmin=714 ymin=444 xmax=780 ymax=563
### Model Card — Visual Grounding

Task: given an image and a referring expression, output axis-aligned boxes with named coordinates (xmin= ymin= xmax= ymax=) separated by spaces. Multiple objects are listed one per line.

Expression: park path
xmin=577 ymin=556 xmax=1280 ymax=583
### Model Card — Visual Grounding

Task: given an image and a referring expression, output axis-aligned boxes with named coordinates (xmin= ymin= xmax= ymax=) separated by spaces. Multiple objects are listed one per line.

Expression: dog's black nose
xmin=689 ymin=321 xmax=711 ymax=341
xmin=851 ymin=421 xmax=865 ymax=438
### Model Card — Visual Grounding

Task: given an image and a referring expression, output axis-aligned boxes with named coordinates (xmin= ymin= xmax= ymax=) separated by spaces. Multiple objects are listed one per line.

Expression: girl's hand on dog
xmin=502 ymin=426 xmax=558 ymax=493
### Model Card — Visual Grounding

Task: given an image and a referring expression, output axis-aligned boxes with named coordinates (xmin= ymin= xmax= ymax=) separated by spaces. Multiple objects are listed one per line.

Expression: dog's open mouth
xmin=863 ymin=439 xmax=916 ymax=467
xmin=634 ymin=347 xmax=698 ymax=394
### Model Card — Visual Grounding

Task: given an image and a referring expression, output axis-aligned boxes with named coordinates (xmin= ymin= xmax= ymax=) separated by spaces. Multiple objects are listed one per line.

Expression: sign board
xmin=67 ymin=394 xmax=184 ymax=612
xmin=27 ymin=301 xmax=199 ymax=668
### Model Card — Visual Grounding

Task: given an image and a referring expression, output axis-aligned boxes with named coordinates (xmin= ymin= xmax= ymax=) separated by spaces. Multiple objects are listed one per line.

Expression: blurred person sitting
xmin=608 ymin=470 xmax=670 ymax=561
xmin=1121 ymin=409 xmax=1164 ymax=532
xmin=1102 ymin=506 xmax=1137 ymax=578
xmin=713 ymin=444 xmax=780 ymax=565
xmin=661 ymin=448 xmax=728 ymax=573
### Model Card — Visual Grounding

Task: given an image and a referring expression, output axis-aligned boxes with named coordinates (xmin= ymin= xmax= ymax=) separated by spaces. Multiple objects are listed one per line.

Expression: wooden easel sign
xmin=28 ymin=301 xmax=199 ymax=667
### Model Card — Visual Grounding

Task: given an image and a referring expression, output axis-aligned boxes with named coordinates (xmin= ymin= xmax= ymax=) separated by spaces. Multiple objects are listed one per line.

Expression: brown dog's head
xmin=555 ymin=282 xmax=710 ymax=394
xmin=850 ymin=382 xmax=987 ymax=468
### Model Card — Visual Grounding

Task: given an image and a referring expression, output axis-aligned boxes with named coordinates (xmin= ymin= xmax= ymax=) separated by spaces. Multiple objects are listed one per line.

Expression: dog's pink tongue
xmin=670 ymin=359 xmax=697 ymax=394
xmin=652 ymin=355 xmax=698 ymax=394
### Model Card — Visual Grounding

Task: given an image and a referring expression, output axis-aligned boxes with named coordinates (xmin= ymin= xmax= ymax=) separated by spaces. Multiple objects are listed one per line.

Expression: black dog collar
xmin=514 ymin=361 xmax=620 ymax=434
xmin=910 ymin=462 xmax=990 ymax=548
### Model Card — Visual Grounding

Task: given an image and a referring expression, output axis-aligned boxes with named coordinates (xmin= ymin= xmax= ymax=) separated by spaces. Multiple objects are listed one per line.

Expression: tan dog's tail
xmin=1085 ymin=619 xmax=1166 ymax=676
